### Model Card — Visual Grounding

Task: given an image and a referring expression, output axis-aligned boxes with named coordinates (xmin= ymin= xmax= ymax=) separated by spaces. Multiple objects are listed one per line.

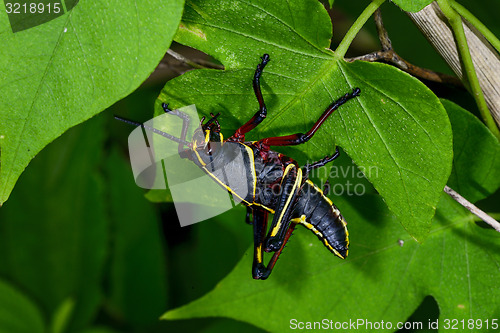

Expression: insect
xmin=117 ymin=54 xmax=360 ymax=279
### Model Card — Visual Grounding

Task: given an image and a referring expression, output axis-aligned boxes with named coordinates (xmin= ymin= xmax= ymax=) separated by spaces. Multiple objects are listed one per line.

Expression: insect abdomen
xmin=293 ymin=180 xmax=349 ymax=258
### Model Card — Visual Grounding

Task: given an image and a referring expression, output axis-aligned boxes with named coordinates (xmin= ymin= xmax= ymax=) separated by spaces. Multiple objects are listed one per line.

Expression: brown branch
xmin=347 ymin=9 xmax=463 ymax=88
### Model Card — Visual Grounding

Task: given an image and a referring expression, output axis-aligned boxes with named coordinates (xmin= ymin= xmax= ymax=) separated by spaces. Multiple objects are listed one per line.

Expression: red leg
xmin=257 ymin=88 xmax=360 ymax=147
xmin=228 ymin=54 xmax=270 ymax=142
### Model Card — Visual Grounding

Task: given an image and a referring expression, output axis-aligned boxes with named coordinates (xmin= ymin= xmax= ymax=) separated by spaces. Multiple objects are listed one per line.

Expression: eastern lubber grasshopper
xmin=117 ymin=54 xmax=360 ymax=279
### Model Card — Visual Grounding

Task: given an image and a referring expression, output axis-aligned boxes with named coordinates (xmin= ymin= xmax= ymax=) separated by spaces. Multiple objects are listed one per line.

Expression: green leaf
xmin=0 ymin=0 xmax=184 ymax=205
xmin=442 ymin=99 xmax=500 ymax=203
xmin=105 ymin=149 xmax=168 ymax=327
xmin=50 ymin=298 xmax=75 ymax=333
xmin=195 ymin=318 xmax=267 ymax=333
xmin=158 ymin=0 xmax=452 ymax=241
xmin=391 ymin=0 xmax=433 ymax=12
xmin=162 ymin=193 xmax=500 ymax=333
xmin=0 ymin=279 xmax=45 ymax=333
xmin=0 ymin=115 xmax=108 ymax=332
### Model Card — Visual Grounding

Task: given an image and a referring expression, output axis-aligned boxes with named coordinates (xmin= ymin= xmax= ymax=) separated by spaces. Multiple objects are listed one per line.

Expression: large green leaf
xmin=162 ymin=193 xmax=499 ymax=333
xmin=442 ymin=99 xmax=500 ymax=203
xmin=163 ymin=76 xmax=499 ymax=333
xmin=0 ymin=115 xmax=108 ymax=332
xmin=0 ymin=0 xmax=184 ymax=205
xmin=157 ymin=0 xmax=452 ymax=241
xmin=0 ymin=279 xmax=44 ymax=333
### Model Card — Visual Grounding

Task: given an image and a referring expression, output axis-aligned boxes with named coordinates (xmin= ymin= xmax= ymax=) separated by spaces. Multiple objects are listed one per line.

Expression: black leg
xmin=255 ymin=223 xmax=296 ymax=280
xmin=162 ymin=103 xmax=173 ymax=113
xmin=245 ymin=206 xmax=253 ymax=225
xmin=304 ymin=146 xmax=340 ymax=174
xmin=251 ymin=207 xmax=297 ymax=280
xmin=114 ymin=115 xmax=190 ymax=146
xmin=257 ymin=88 xmax=360 ymax=148
xmin=264 ymin=164 xmax=302 ymax=252
xmin=323 ymin=179 xmax=331 ymax=196
xmin=161 ymin=102 xmax=192 ymax=154
xmin=252 ymin=208 xmax=269 ymax=279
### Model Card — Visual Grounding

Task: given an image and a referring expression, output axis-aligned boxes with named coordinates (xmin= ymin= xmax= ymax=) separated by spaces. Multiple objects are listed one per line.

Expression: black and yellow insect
xmin=117 ymin=54 xmax=360 ymax=280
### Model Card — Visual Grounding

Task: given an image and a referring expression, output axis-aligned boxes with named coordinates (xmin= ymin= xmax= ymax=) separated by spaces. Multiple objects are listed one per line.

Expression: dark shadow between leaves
xmin=397 ymin=295 xmax=439 ymax=332
xmin=337 ymin=194 xmax=405 ymax=281
xmin=450 ymin=221 xmax=500 ymax=254
xmin=347 ymin=194 xmax=390 ymax=227
xmin=448 ymin=175 xmax=498 ymax=204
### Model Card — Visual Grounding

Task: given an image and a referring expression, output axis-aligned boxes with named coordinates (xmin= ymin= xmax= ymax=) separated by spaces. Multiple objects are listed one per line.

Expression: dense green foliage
xmin=0 ymin=0 xmax=184 ymax=205
xmin=0 ymin=0 xmax=499 ymax=332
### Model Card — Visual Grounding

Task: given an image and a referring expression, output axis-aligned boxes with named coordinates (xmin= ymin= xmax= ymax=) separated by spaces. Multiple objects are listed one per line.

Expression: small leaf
xmin=159 ymin=0 xmax=453 ymax=241
xmin=50 ymin=298 xmax=75 ymax=333
xmin=442 ymin=99 xmax=500 ymax=203
xmin=391 ymin=0 xmax=433 ymax=12
xmin=0 ymin=0 xmax=184 ymax=205
xmin=0 ymin=279 xmax=45 ymax=333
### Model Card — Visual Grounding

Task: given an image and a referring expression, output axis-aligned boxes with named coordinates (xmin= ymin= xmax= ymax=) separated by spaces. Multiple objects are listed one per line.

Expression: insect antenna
xmin=205 ymin=112 xmax=221 ymax=127
xmin=200 ymin=112 xmax=222 ymax=132
xmin=114 ymin=116 xmax=190 ymax=145
xmin=209 ymin=113 xmax=221 ymax=131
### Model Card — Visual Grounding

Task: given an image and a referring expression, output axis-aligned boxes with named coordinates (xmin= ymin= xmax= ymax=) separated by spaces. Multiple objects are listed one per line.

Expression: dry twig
xmin=347 ymin=9 xmax=463 ymax=87
xmin=166 ymin=49 xmax=224 ymax=70
xmin=444 ymin=185 xmax=500 ymax=232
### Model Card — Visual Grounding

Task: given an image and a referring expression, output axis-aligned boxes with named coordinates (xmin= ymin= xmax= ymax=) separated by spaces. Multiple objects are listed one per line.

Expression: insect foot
xmin=264 ymin=238 xmax=283 ymax=252
xmin=260 ymin=53 xmax=270 ymax=65
xmin=252 ymin=263 xmax=270 ymax=280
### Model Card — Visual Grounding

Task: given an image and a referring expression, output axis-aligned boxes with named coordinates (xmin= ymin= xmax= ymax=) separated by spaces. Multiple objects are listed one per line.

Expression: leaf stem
xmin=437 ymin=0 xmax=500 ymax=139
xmin=450 ymin=1 xmax=500 ymax=55
xmin=444 ymin=185 xmax=500 ymax=232
xmin=334 ymin=0 xmax=386 ymax=59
